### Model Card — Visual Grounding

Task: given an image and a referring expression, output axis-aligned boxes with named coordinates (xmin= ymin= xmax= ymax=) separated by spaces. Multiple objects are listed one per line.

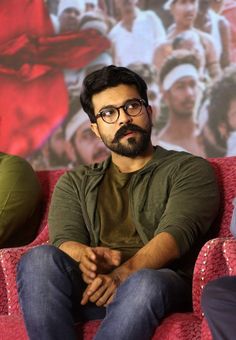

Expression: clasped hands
xmin=80 ymin=247 xmax=122 ymax=307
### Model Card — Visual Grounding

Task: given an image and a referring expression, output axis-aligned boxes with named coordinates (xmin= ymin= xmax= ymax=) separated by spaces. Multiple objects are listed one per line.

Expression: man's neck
xmin=121 ymin=7 xmax=137 ymax=31
xmin=159 ymin=115 xmax=196 ymax=140
xmin=111 ymin=144 xmax=154 ymax=173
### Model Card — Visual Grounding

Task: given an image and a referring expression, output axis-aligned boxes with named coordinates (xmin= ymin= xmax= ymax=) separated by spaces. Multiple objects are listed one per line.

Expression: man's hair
xmin=80 ymin=65 xmax=148 ymax=123
xmin=172 ymin=31 xmax=201 ymax=50
xmin=127 ymin=63 xmax=158 ymax=85
xmin=208 ymin=65 xmax=236 ymax=139
xmin=159 ymin=50 xmax=200 ymax=84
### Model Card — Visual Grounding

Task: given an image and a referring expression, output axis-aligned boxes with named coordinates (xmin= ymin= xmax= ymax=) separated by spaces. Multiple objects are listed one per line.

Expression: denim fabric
xmin=17 ymin=245 xmax=192 ymax=340
xmin=17 ymin=245 xmax=105 ymax=340
xmin=202 ymin=276 xmax=236 ymax=340
xmin=230 ymin=197 xmax=236 ymax=237
xmin=95 ymin=268 xmax=192 ymax=340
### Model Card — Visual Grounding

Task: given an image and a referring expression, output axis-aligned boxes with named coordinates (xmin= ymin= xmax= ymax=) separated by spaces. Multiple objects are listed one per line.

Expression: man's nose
xmin=69 ymin=10 xmax=79 ymax=18
xmin=186 ymin=85 xmax=196 ymax=97
xmin=118 ymin=108 xmax=132 ymax=125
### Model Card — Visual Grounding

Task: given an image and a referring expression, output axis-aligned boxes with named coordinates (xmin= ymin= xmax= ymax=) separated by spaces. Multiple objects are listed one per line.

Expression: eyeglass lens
xmin=99 ymin=99 xmax=144 ymax=124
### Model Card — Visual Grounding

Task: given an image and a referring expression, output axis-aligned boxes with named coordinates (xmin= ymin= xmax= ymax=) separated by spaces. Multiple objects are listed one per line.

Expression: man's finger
xmin=79 ymin=262 xmax=96 ymax=279
xmin=81 ymin=253 xmax=97 ymax=272
xmin=82 ymin=273 xmax=93 ymax=284
xmin=89 ymin=284 xmax=107 ymax=303
xmin=95 ymin=285 xmax=115 ymax=307
xmin=80 ymin=277 xmax=103 ymax=305
xmin=104 ymin=293 xmax=115 ymax=307
xmin=105 ymin=250 xmax=121 ymax=266
xmin=85 ymin=248 xmax=96 ymax=261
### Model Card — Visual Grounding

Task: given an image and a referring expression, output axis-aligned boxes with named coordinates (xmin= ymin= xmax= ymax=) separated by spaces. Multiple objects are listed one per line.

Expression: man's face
xmin=115 ymin=0 xmax=136 ymax=15
xmin=91 ymin=84 xmax=152 ymax=158
xmin=198 ymin=0 xmax=210 ymax=14
xmin=172 ymin=0 xmax=198 ymax=27
xmin=210 ymin=0 xmax=224 ymax=13
xmin=59 ymin=7 xmax=80 ymax=33
xmin=164 ymin=76 xmax=198 ymax=117
xmin=73 ymin=120 xmax=110 ymax=164
xmin=48 ymin=127 xmax=69 ymax=165
xmin=227 ymin=98 xmax=236 ymax=131
xmin=147 ymin=82 xmax=160 ymax=124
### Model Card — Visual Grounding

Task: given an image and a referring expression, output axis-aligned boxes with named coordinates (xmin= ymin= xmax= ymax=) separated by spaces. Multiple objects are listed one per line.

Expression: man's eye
xmin=101 ymin=109 xmax=116 ymax=117
xmin=126 ymin=101 xmax=139 ymax=110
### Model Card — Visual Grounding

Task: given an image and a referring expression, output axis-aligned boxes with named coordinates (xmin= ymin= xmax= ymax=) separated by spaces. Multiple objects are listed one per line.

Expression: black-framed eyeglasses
xmin=95 ymin=98 xmax=147 ymax=124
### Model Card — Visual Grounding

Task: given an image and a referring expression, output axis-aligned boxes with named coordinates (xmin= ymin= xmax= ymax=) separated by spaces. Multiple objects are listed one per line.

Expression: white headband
xmin=162 ymin=64 xmax=199 ymax=91
xmin=58 ymin=0 xmax=85 ymax=17
xmin=163 ymin=0 xmax=175 ymax=10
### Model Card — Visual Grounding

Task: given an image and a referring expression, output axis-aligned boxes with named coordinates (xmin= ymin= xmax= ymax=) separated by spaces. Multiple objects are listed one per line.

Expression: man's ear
xmin=91 ymin=123 xmax=101 ymax=140
xmin=147 ymin=105 xmax=153 ymax=120
xmin=162 ymin=91 xmax=169 ymax=105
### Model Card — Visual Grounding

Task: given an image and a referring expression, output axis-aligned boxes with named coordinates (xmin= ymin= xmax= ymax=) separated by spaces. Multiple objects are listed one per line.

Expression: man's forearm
xmin=59 ymin=241 xmax=87 ymax=262
xmin=113 ymin=232 xmax=180 ymax=283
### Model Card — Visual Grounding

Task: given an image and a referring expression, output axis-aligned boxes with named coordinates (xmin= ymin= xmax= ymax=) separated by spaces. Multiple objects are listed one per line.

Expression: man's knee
xmin=119 ymin=269 xmax=170 ymax=305
xmin=17 ymin=245 xmax=65 ymax=279
xmin=18 ymin=244 xmax=57 ymax=266
xmin=202 ymin=276 xmax=236 ymax=311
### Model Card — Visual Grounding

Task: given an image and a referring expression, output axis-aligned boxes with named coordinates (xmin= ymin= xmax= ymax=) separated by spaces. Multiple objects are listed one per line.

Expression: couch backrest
xmin=35 ymin=156 xmax=236 ymax=239
xmin=208 ymin=157 xmax=236 ymax=237
xmin=36 ymin=169 xmax=66 ymax=234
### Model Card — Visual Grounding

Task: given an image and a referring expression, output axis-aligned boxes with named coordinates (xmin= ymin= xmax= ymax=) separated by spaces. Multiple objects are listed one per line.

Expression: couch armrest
xmin=223 ymin=237 xmax=236 ymax=275
xmin=192 ymin=237 xmax=229 ymax=319
xmin=0 ymin=226 xmax=49 ymax=316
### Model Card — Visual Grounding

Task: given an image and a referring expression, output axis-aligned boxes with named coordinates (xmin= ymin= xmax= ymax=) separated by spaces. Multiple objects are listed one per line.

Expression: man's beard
xmin=98 ymin=123 xmax=152 ymax=158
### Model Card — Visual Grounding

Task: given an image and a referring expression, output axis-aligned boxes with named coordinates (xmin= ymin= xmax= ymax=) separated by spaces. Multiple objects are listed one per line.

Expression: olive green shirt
xmin=0 ymin=152 xmax=42 ymax=248
xmin=98 ymin=162 xmax=143 ymax=262
xmin=49 ymin=147 xmax=220 ymax=283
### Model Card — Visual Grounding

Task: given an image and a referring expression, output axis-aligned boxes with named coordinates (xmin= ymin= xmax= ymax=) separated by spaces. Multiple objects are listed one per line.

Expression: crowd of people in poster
xmin=4 ymin=0 xmax=236 ymax=170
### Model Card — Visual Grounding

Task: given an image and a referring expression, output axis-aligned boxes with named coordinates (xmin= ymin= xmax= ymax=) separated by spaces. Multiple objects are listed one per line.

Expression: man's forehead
xmin=92 ymin=84 xmax=139 ymax=107
xmin=173 ymin=76 xmax=198 ymax=85
xmin=162 ymin=64 xmax=199 ymax=92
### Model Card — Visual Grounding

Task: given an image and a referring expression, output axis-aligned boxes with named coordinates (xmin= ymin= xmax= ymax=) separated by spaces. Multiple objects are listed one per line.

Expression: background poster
xmin=1 ymin=0 xmax=236 ymax=170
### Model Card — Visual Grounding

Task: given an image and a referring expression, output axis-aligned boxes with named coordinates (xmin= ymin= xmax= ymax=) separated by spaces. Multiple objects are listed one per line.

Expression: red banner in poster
xmin=0 ymin=0 xmax=110 ymax=156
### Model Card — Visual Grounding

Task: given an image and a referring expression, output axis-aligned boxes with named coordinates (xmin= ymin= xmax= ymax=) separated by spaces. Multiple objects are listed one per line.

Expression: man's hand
xmin=81 ymin=271 xmax=121 ymax=307
xmin=79 ymin=247 xmax=121 ymax=284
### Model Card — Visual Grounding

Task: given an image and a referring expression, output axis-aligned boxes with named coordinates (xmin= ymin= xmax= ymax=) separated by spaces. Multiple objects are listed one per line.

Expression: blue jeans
xmin=201 ymin=276 xmax=236 ymax=340
xmin=17 ymin=245 xmax=192 ymax=340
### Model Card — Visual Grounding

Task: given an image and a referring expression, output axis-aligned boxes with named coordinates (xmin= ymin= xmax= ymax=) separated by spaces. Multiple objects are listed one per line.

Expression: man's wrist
xmin=112 ymin=264 xmax=132 ymax=284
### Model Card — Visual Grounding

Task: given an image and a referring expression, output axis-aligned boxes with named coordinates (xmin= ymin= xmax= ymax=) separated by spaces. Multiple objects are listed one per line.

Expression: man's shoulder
xmin=108 ymin=22 xmax=123 ymax=37
xmin=58 ymin=159 xmax=110 ymax=185
xmin=0 ymin=152 xmax=34 ymax=173
xmin=152 ymin=147 xmax=213 ymax=173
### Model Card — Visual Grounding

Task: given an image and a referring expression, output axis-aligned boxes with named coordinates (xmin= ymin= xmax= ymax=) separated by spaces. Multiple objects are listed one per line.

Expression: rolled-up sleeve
xmin=156 ymin=157 xmax=220 ymax=256
xmin=48 ymin=172 xmax=90 ymax=247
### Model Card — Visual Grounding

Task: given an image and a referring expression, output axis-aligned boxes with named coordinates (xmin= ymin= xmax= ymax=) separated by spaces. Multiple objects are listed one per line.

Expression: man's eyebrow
xmin=98 ymin=98 xmax=139 ymax=112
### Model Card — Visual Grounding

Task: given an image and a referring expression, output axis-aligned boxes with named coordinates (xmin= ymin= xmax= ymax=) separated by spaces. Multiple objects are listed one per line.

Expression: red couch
xmin=1 ymin=157 xmax=236 ymax=340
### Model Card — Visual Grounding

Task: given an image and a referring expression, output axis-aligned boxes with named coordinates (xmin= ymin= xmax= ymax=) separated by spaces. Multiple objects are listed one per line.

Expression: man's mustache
xmin=112 ymin=124 xmax=147 ymax=143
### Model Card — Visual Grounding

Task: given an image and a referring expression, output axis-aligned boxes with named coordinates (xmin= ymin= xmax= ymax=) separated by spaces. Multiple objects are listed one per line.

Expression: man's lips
xmin=123 ymin=130 xmax=137 ymax=137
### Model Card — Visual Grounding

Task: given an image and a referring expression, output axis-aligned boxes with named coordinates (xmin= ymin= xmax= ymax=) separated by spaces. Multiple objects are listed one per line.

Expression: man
xmin=29 ymin=126 xmax=70 ymax=170
xmin=109 ymin=0 xmax=166 ymax=66
xmin=127 ymin=63 xmax=160 ymax=127
xmin=65 ymin=109 xmax=110 ymax=166
xmin=17 ymin=65 xmax=219 ymax=340
xmin=201 ymin=65 xmax=236 ymax=157
xmin=154 ymin=0 xmax=221 ymax=80
xmin=158 ymin=50 xmax=206 ymax=156
xmin=57 ymin=0 xmax=84 ymax=33
xmin=0 ymin=152 xmax=42 ymax=248
xmin=195 ymin=0 xmax=231 ymax=68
